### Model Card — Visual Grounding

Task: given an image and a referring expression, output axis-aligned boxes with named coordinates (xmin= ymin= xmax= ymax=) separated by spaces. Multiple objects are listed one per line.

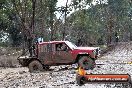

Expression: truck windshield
xmin=65 ymin=41 xmax=77 ymax=49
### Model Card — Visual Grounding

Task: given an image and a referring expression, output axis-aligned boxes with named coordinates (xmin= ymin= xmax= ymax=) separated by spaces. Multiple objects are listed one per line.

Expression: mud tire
xmin=28 ymin=60 xmax=43 ymax=73
xmin=78 ymin=56 xmax=95 ymax=70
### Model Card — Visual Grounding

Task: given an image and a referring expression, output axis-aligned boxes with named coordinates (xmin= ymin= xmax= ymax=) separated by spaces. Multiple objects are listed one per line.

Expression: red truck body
xmin=37 ymin=41 xmax=98 ymax=65
xmin=18 ymin=41 xmax=99 ymax=72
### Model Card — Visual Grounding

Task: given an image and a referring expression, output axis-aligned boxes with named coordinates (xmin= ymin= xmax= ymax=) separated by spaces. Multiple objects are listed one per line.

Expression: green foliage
xmin=0 ymin=0 xmax=23 ymax=46
xmin=0 ymin=0 xmax=132 ymax=47
xmin=67 ymin=0 xmax=132 ymax=45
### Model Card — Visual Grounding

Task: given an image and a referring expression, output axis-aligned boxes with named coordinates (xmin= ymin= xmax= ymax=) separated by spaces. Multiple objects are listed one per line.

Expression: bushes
xmin=0 ymin=47 xmax=22 ymax=68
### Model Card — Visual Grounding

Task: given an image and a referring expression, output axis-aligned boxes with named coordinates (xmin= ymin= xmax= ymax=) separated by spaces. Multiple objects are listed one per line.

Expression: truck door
xmin=38 ymin=43 xmax=54 ymax=65
xmin=54 ymin=42 xmax=73 ymax=64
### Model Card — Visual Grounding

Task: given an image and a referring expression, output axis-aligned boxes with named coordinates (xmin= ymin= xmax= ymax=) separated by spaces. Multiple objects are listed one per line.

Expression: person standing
xmin=27 ymin=36 xmax=33 ymax=57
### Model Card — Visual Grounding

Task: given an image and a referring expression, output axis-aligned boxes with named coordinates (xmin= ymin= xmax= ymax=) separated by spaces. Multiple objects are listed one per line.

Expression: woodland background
xmin=0 ymin=0 xmax=132 ymax=47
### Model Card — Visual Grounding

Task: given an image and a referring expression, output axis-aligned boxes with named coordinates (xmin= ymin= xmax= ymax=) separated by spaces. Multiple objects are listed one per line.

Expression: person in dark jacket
xmin=27 ymin=36 xmax=33 ymax=57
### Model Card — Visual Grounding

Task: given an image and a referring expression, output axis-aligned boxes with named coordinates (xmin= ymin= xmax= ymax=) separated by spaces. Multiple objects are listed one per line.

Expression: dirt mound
xmin=101 ymin=42 xmax=132 ymax=61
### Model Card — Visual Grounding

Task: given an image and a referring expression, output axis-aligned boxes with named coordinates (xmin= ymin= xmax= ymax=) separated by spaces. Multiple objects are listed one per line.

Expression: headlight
xmin=93 ymin=50 xmax=97 ymax=56
xmin=96 ymin=49 xmax=99 ymax=55
xmin=93 ymin=48 xmax=100 ymax=56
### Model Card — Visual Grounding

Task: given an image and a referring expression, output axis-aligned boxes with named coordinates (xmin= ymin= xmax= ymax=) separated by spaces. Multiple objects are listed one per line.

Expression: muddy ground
xmin=0 ymin=42 xmax=132 ymax=88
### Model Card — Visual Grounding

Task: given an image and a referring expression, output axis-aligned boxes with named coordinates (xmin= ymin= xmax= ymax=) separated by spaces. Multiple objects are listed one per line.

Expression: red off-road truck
xmin=18 ymin=41 xmax=99 ymax=72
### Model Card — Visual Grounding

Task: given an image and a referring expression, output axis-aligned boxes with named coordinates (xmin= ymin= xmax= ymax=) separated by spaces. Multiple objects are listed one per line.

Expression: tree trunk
xmin=62 ymin=0 xmax=68 ymax=40
xmin=31 ymin=0 xmax=36 ymax=34
xmin=130 ymin=31 xmax=132 ymax=41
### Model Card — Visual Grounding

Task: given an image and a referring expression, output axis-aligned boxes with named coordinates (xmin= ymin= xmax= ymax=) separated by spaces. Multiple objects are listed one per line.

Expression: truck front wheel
xmin=78 ymin=56 xmax=95 ymax=70
xmin=28 ymin=60 xmax=43 ymax=73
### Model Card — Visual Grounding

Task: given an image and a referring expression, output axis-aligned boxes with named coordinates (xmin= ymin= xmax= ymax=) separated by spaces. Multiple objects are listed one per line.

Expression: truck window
xmin=56 ymin=43 xmax=68 ymax=51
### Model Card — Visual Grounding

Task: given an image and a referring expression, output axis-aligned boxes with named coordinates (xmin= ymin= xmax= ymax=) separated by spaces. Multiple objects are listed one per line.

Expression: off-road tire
xmin=78 ymin=56 xmax=95 ymax=70
xmin=28 ymin=60 xmax=43 ymax=73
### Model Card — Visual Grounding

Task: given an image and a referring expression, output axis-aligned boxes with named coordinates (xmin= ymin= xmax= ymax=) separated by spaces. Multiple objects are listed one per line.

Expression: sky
xmin=56 ymin=0 xmax=107 ymax=19
xmin=56 ymin=0 xmax=97 ymax=19
xmin=56 ymin=0 xmax=72 ymax=19
xmin=57 ymin=0 xmax=72 ymax=7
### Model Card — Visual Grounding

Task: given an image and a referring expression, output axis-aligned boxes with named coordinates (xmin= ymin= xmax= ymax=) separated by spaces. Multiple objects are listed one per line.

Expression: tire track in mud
xmin=0 ymin=62 xmax=132 ymax=88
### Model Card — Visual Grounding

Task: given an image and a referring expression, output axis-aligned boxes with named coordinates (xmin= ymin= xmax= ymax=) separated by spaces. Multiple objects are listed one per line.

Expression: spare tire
xmin=78 ymin=56 xmax=95 ymax=70
xmin=28 ymin=60 xmax=43 ymax=73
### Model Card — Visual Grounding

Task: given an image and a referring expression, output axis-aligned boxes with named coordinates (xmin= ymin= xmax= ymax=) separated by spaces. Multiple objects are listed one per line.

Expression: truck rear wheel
xmin=28 ymin=60 xmax=43 ymax=73
xmin=78 ymin=56 xmax=95 ymax=70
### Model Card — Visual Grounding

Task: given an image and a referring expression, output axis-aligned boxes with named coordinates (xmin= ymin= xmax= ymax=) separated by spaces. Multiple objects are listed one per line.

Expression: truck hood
xmin=74 ymin=47 xmax=99 ymax=50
